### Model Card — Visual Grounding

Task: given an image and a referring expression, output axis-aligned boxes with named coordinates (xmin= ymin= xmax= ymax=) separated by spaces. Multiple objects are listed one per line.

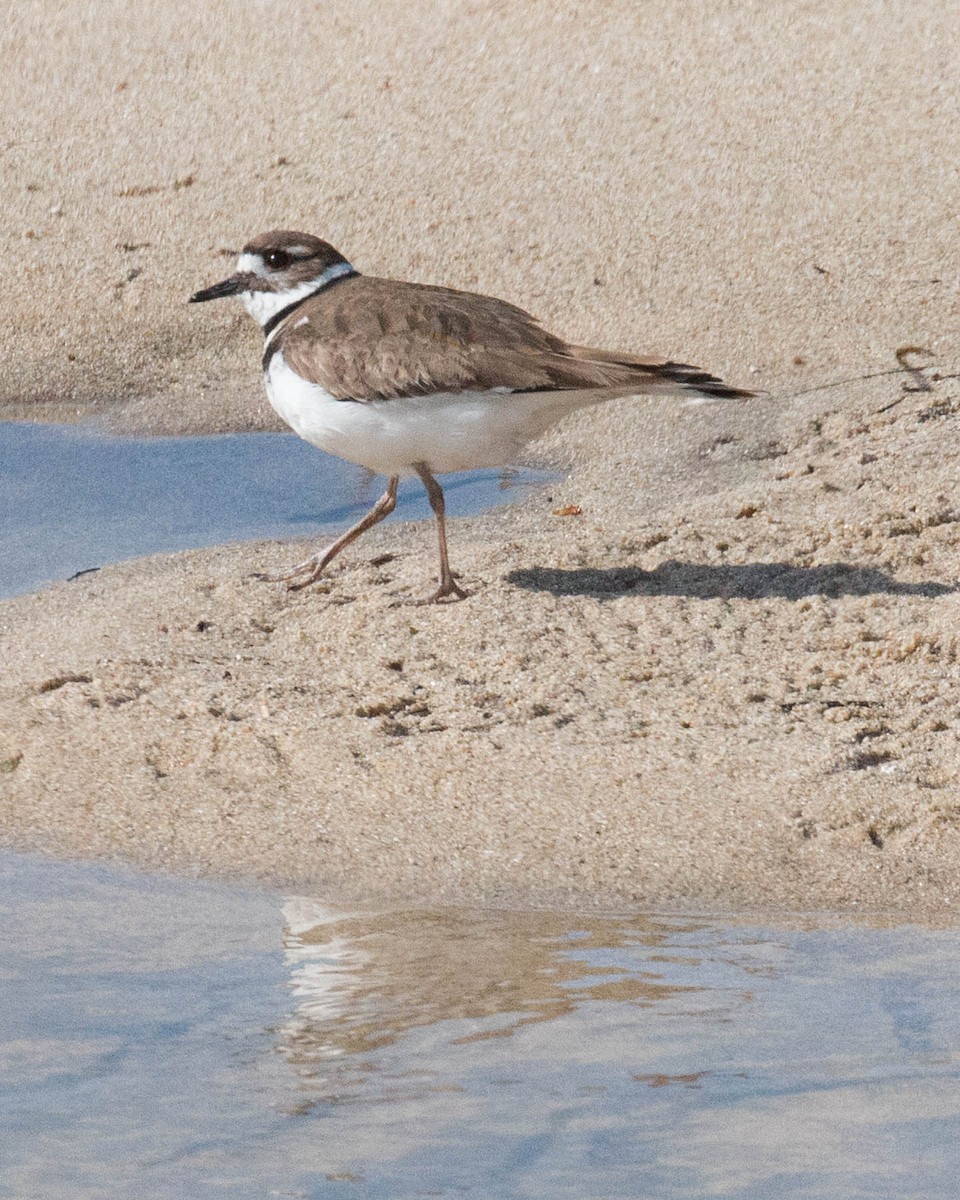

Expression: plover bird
xmin=191 ymin=231 xmax=751 ymax=603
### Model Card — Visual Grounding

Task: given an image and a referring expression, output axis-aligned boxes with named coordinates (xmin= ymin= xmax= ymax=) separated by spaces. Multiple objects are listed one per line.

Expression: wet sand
xmin=1 ymin=0 xmax=958 ymax=914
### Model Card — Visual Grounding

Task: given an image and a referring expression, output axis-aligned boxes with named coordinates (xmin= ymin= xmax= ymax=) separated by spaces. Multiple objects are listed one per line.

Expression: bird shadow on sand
xmin=506 ymin=560 xmax=956 ymax=601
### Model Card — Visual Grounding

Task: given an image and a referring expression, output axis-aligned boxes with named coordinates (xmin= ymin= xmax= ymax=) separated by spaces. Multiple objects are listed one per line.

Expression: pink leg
xmin=257 ymin=476 xmax=399 ymax=590
xmin=413 ymin=463 xmax=469 ymax=604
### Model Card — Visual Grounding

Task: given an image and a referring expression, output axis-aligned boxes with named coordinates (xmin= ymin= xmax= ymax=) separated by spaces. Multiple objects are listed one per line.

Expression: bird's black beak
xmin=189 ymin=274 xmax=247 ymax=303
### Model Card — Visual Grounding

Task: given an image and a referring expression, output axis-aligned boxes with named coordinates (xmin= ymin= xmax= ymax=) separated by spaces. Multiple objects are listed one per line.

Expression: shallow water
xmin=2 ymin=853 xmax=959 ymax=1199
xmin=0 ymin=421 xmax=547 ymax=599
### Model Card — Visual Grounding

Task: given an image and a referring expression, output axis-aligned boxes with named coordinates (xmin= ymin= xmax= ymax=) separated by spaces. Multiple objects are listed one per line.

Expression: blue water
xmin=1 ymin=853 xmax=959 ymax=1199
xmin=0 ymin=422 xmax=546 ymax=599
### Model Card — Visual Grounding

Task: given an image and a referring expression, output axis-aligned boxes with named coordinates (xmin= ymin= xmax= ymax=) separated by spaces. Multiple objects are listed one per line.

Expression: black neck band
xmin=261 ymin=267 xmax=358 ymax=340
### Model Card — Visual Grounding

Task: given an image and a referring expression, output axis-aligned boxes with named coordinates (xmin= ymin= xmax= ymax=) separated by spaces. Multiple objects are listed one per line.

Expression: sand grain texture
xmin=2 ymin=0 xmax=959 ymax=913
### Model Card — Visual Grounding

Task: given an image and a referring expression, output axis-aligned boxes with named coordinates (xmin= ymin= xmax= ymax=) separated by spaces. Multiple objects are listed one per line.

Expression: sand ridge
xmin=2 ymin=370 xmax=958 ymax=914
xmin=1 ymin=0 xmax=959 ymax=914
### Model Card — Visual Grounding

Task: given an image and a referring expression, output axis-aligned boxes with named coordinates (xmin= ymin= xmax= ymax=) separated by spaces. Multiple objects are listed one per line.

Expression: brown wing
xmin=278 ymin=276 xmax=751 ymax=401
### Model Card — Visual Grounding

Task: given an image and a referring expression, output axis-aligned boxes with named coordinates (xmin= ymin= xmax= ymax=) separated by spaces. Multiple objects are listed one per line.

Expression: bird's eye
xmin=264 ymin=249 xmax=290 ymax=269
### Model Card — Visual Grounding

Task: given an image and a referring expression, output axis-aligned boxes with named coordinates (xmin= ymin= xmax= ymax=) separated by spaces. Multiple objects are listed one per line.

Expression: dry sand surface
xmin=2 ymin=0 xmax=959 ymax=914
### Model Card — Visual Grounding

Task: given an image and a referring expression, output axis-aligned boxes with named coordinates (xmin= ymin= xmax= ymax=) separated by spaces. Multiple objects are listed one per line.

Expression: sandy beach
xmin=2 ymin=0 xmax=958 ymax=915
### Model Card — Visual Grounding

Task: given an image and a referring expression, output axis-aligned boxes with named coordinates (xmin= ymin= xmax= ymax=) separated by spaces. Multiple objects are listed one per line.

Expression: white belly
xmin=264 ymin=352 xmax=601 ymax=476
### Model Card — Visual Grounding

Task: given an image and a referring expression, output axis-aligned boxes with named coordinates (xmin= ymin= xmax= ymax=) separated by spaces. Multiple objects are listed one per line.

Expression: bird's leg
xmin=256 ymin=476 xmax=399 ymax=590
xmin=412 ymin=463 xmax=469 ymax=604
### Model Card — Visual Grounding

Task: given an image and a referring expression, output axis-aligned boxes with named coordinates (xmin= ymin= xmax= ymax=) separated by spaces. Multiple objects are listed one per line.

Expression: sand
xmin=1 ymin=0 xmax=959 ymax=914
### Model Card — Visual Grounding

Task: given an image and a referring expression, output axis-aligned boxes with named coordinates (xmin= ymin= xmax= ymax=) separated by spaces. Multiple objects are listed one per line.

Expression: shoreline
xmin=2 ymin=0 xmax=959 ymax=918
xmin=2 ymin=367 xmax=959 ymax=919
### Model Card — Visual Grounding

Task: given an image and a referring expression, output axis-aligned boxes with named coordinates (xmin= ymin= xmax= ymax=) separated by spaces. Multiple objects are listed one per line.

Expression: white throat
xmin=239 ymin=259 xmax=355 ymax=329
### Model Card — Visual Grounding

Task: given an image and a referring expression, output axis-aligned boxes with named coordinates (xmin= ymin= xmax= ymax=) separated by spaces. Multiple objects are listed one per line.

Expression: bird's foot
xmin=413 ymin=576 xmax=469 ymax=606
xmin=253 ymin=552 xmax=328 ymax=590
